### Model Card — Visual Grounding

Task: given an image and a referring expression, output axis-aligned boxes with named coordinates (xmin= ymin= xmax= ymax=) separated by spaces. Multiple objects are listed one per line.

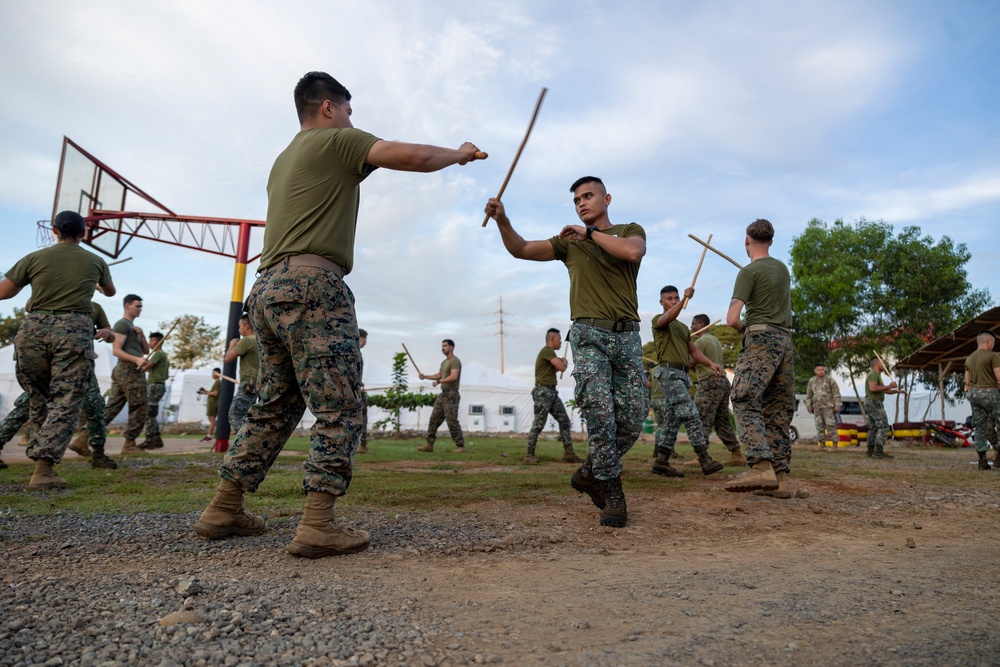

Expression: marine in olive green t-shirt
xmin=731 ymin=257 xmax=792 ymax=330
xmin=651 ymin=315 xmax=690 ymax=366
xmin=693 ymin=333 xmax=725 ymax=383
xmin=233 ymin=336 xmax=260 ymax=385
xmin=206 ymin=378 xmax=221 ymax=413
xmin=260 ymin=127 xmax=382 ymax=273
xmin=535 ymin=347 xmax=558 ymax=386
xmin=439 ymin=357 xmax=461 ymax=391
xmin=549 ymin=222 xmax=645 ymax=322
xmin=113 ymin=318 xmax=145 ymax=358
xmin=5 ymin=244 xmax=112 ymax=312
xmin=965 ymin=349 xmax=1000 ymax=389
xmin=865 ymin=370 xmax=886 ymax=403
xmin=147 ymin=349 xmax=169 ymax=384
xmin=91 ymin=302 xmax=111 ymax=331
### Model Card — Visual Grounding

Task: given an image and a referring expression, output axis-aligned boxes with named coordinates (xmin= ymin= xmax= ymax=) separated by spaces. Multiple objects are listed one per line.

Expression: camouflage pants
xmin=527 ymin=384 xmax=572 ymax=450
xmin=145 ymin=382 xmax=166 ymax=438
xmin=427 ymin=389 xmax=464 ymax=447
xmin=864 ymin=399 xmax=889 ymax=452
xmin=360 ymin=391 xmax=368 ymax=447
xmin=0 ymin=391 xmax=30 ymax=449
xmin=16 ymin=313 xmax=95 ymax=464
xmin=569 ymin=323 xmax=647 ymax=481
xmin=74 ymin=374 xmax=107 ymax=452
xmin=220 ymin=265 xmax=363 ymax=497
xmin=103 ymin=361 xmax=148 ymax=440
xmin=813 ymin=407 xmax=837 ymax=445
xmin=694 ymin=374 xmax=739 ymax=451
xmin=228 ymin=384 xmax=257 ymax=434
xmin=654 ymin=365 xmax=709 ymax=455
xmin=968 ymin=388 xmax=1000 ymax=453
xmin=731 ymin=330 xmax=795 ymax=474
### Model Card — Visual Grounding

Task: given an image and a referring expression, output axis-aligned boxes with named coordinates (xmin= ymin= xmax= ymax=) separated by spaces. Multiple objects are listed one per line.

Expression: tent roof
xmin=896 ymin=306 xmax=1000 ymax=372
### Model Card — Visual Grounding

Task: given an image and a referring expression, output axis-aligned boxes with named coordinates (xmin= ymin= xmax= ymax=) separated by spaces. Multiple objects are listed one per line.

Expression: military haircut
xmin=442 ymin=339 xmax=455 ymax=348
xmin=814 ymin=362 xmax=826 ymax=369
xmin=294 ymin=71 xmax=351 ymax=123
xmin=358 ymin=328 xmax=368 ymax=338
xmin=123 ymin=294 xmax=142 ymax=306
xmin=660 ymin=285 xmax=679 ymax=295
xmin=977 ymin=331 xmax=996 ymax=345
xmin=149 ymin=332 xmax=163 ymax=341
xmin=569 ymin=175 xmax=604 ymax=193
xmin=53 ymin=210 xmax=86 ymax=239
xmin=546 ymin=327 xmax=560 ymax=337
xmin=212 ymin=367 xmax=221 ymax=372
xmin=746 ymin=219 xmax=774 ymax=243
xmin=692 ymin=314 xmax=710 ymax=329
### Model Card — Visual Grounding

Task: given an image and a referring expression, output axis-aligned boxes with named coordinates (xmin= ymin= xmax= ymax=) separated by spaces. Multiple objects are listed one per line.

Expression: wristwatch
xmin=586 ymin=225 xmax=597 ymax=240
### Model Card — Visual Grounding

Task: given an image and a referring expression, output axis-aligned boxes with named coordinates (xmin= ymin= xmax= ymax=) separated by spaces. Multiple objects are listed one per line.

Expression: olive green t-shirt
xmin=535 ymin=347 xmax=559 ymax=386
xmin=147 ymin=349 xmax=169 ymax=384
xmin=731 ymin=256 xmax=792 ymax=330
xmin=206 ymin=379 xmax=221 ymax=412
xmin=113 ymin=318 xmax=144 ymax=357
xmin=234 ymin=336 xmax=259 ymax=384
xmin=260 ymin=127 xmax=382 ymax=273
xmin=5 ymin=244 xmax=112 ymax=313
xmin=651 ymin=315 xmax=690 ymax=366
xmin=549 ymin=223 xmax=645 ymax=322
xmin=648 ymin=366 xmax=664 ymax=399
xmin=865 ymin=370 xmax=885 ymax=403
xmin=693 ymin=333 xmax=724 ymax=383
xmin=966 ymin=349 xmax=1000 ymax=389
xmin=439 ymin=357 xmax=461 ymax=390
xmin=91 ymin=302 xmax=110 ymax=330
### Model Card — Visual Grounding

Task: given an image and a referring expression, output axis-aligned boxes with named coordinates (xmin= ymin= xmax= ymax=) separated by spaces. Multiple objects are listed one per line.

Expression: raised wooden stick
xmin=559 ymin=340 xmax=570 ymax=379
xmin=643 ymin=356 xmax=658 ymax=365
xmin=482 ymin=87 xmax=548 ymax=227
xmin=144 ymin=318 xmax=180 ymax=361
xmin=688 ymin=234 xmax=744 ymax=270
xmin=691 ymin=319 xmax=722 ymax=337
xmin=401 ymin=343 xmax=422 ymax=376
xmin=681 ymin=234 xmax=712 ymax=310
xmin=221 ymin=374 xmax=238 ymax=385
xmin=872 ymin=350 xmax=899 ymax=386
xmin=108 ymin=256 xmax=133 ymax=266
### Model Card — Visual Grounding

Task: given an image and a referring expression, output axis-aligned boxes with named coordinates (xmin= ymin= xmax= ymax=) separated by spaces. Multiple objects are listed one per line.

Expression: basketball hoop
xmin=36 ymin=220 xmax=53 ymax=247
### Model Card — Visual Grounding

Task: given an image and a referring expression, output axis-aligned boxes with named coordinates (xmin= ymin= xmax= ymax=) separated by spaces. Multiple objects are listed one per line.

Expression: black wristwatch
xmin=586 ymin=225 xmax=597 ymax=240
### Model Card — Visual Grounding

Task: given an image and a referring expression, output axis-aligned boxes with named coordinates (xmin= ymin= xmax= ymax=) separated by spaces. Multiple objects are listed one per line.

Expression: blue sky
xmin=1 ymin=1 xmax=998 ymax=384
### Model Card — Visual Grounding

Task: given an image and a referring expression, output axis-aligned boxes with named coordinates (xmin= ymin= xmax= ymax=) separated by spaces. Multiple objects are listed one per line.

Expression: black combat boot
xmin=570 ymin=457 xmax=605 ymax=509
xmin=978 ymin=451 xmax=992 ymax=471
xmin=524 ymin=446 xmax=538 ymax=464
xmin=599 ymin=475 xmax=627 ymax=528
xmin=650 ymin=446 xmax=684 ymax=477
xmin=874 ymin=446 xmax=894 ymax=459
xmin=561 ymin=445 xmax=583 ymax=464
xmin=91 ymin=446 xmax=118 ymax=469
xmin=695 ymin=447 xmax=724 ymax=476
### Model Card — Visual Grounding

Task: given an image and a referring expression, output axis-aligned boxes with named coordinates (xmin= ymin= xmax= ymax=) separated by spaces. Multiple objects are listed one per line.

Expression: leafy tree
xmin=158 ymin=315 xmax=224 ymax=371
xmin=0 ymin=307 xmax=26 ymax=346
xmin=367 ymin=352 xmax=437 ymax=431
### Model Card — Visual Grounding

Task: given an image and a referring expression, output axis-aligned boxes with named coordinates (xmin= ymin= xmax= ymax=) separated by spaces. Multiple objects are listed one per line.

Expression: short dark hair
xmin=53 ymin=210 xmax=86 ymax=239
xmin=546 ymin=328 xmax=560 ymax=337
xmin=442 ymin=339 xmax=455 ymax=348
xmin=569 ymin=176 xmax=604 ymax=192
xmin=149 ymin=332 xmax=163 ymax=340
xmin=692 ymin=314 xmax=710 ymax=329
xmin=212 ymin=367 xmax=221 ymax=372
xmin=123 ymin=294 xmax=142 ymax=306
xmin=294 ymin=71 xmax=351 ymax=123
xmin=814 ymin=363 xmax=826 ymax=369
xmin=746 ymin=219 xmax=774 ymax=242
xmin=239 ymin=314 xmax=250 ymax=323
xmin=660 ymin=285 xmax=679 ymax=295
xmin=358 ymin=328 xmax=368 ymax=338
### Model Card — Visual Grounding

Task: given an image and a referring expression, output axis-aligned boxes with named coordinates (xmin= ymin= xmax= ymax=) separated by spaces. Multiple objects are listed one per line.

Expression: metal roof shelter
xmin=895 ymin=306 xmax=1000 ymax=421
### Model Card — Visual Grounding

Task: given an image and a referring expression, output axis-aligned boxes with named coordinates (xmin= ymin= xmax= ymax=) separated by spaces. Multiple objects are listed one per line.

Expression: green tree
xmin=0 ymin=307 xmax=26 ymax=347
xmin=367 ymin=352 xmax=437 ymax=431
xmin=159 ymin=315 xmax=224 ymax=371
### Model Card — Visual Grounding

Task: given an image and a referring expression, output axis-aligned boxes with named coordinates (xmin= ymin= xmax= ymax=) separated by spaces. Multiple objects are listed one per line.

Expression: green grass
xmin=0 ymin=436 xmax=993 ymax=517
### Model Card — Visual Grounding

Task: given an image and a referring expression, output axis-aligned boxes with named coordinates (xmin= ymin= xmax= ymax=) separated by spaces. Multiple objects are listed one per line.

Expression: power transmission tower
xmin=491 ymin=295 xmax=512 ymax=373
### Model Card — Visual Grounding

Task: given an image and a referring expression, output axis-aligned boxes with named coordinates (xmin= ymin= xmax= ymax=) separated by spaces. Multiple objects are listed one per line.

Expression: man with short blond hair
xmin=964 ymin=331 xmax=1000 ymax=470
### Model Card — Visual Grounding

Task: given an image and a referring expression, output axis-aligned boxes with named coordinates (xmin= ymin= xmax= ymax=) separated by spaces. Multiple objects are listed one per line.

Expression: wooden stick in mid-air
xmin=681 ymin=234 xmax=712 ymax=310
xmin=691 ymin=319 xmax=722 ymax=337
xmin=401 ymin=343 xmax=422 ymax=376
xmin=688 ymin=234 xmax=744 ymax=270
xmin=482 ymin=87 xmax=548 ymax=227
xmin=107 ymin=256 xmax=133 ymax=266
xmin=872 ymin=350 xmax=897 ymax=383
xmin=560 ymin=340 xmax=570 ymax=379
xmin=221 ymin=374 xmax=238 ymax=385
xmin=144 ymin=317 xmax=180 ymax=361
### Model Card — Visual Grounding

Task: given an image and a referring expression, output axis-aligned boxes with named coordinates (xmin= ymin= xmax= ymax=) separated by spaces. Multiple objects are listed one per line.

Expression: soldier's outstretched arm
xmin=366 ymin=140 xmax=484 ymax=173
xmin=0 ymin=278 xmax=21 ymax=300
xmin=485 ymin=198 xmax=556 ymax=262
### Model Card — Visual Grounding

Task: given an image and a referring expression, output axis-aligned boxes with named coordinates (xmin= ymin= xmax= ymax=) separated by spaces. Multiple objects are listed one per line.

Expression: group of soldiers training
xmin=1 ymin=71 xmax=995 ymax=559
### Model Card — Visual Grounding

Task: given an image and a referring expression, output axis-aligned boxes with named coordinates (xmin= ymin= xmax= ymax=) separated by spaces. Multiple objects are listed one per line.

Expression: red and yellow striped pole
xmin=214 ymin=222 xmax=253 ymax=452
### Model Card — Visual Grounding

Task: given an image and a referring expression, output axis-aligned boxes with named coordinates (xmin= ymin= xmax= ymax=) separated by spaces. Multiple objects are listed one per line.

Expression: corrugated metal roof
xmin=895 ymin=306 xmax=1000 ymax=371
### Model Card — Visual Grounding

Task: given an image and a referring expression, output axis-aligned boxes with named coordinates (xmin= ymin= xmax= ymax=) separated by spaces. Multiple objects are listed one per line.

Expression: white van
xmin=789 ymin=393 xmax=865 ymax=443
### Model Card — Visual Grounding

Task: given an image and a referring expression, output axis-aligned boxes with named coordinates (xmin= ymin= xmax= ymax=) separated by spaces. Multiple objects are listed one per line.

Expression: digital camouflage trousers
xmin=145 ymin=382 xmax=166 ymax=438
xmin=16 ymin=313 xmax=95 ymax=464
xmin=527 ymin=384 xmax=572 ymax=450
xmin=219 ymin=265 xmax=363 ymax=497
xmin=813 ymin=407 xmax=837 ymax=445
xmin=654 ymin=365 xmax=709 ymax=455
xmin=968 ymin=388 xmax=1000 ymax=453
xmin=427 ymin=389 xmax=464 ymax=447
xmin=569 ymin=323 xmax=648 ymax=481
xmin=0 ymin=391 xmax=30 ymax=449
xmin=731 ymin=330 xmax=795 ymax=474
xmin=864 ymin=398 xmax=889 ymax=452
xmin=228 ymin=384 xmax=257 ymax=434
xmin=103 ymin=361 xmax=148 ymax=440
xmin=694 ymin=374 xmax=739 ymax=451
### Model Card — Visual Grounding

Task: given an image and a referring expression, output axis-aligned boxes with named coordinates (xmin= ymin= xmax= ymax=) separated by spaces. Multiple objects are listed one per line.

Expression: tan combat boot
xmin=754 ymin=471 xmax=792 ymax=499
xmin=417 ymin=443 xmax=433 ymax=452
xmin=28 ymin=459 xmax=67 ymax=491
xmin=287 ymin=491 xmax=370 ymax=558
xmin=193 ymin=479 xmax=267 ymax=539
xmin=677 ymin=456 xmax=701 ymax=468
xmin=524 ymin=447 xmax=539 ymax=464
xmin=67 ymin=433 xmax=92 ymax=457
xmin=120 ymin=438 xmax=141 ymax=454
xmin=724 ymin=460 xmax=779 ymax=493
xmin=721 ymin=450 xmax=746 ymax=467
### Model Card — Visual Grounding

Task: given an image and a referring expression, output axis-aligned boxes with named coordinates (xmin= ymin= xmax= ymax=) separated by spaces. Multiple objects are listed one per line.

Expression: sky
xmin=1 ymin=0 xmax=998 ymax=385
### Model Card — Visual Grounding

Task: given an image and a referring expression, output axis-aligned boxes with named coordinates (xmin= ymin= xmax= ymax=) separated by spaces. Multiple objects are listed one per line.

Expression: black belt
xmin=261 ymin=254 xmax=345 ymax=278
xmin=661 ymin=362 xmax=688 ymax=371
xmin=32 ymin=310 xmax=91 ymax=316
xmin=574 ymin=318 xmax=641 ymax=332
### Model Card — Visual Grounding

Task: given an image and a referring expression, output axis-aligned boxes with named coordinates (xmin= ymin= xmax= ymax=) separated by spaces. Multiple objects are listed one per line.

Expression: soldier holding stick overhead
xmin=194 ymin=71 xmax=486 ymax=559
